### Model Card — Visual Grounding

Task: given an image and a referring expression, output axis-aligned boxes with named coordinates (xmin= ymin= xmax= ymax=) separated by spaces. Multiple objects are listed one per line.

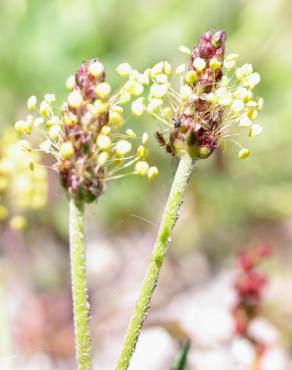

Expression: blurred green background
xmin=1 ymin=0 xmax=292 ymax=368
xmin=2 ymin=0 xmax=292 ymax=251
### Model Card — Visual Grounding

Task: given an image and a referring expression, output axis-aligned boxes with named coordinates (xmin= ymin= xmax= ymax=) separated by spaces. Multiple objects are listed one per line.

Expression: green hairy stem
xmin=115 ymin=152 xmax=194 ymax=370
xmin=69 ymin=199 xmax=92 ymax=370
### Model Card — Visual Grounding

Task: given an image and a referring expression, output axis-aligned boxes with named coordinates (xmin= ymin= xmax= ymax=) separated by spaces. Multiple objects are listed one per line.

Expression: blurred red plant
xmin=232 ymin=244 xmax=270 ymax=369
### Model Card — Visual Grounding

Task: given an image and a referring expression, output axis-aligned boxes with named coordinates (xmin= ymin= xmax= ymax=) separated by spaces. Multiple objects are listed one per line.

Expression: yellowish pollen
xmin=151 ymin=62 xmax=164 ymax=77
xmin=215 ymin=87 xmax=232 ymax=106
xmin=94 ymin=100 xmax=108 ymax=115
xmin=161 ymin=107 xmax=172 ymax=119
xmin=135 ymin=161 xmax=149 ymax=176
xmin=186 ymin=70 xmax=197 ymax=85
xmin=115 ymin=140 xmax=132 ymax=155
xmin=209 ymin=58 xmax=222 ymax=70
xmin=27 ymin=96 xmax=37 ymax=111
xmin=126 ymin=129 xmax=136 ymax=138
xmin=136 ymin=145 xmax=147 ymax=159
xmin=67 ymin=91 xmax=83 ymax=108
xmin=40 ymin=101 xmax=50 ymax=117
xmin=247 ymin=109 xmax=258 ymax=120
xmin=224 ymin=59 xmax=236 ymax=69
xmin=180 ymin=85 xmax=192 ymax=101
xmin=97 ymin=151 xmax=109 ymax=166
xmin=15 ymin=120 xmax=26 ymax=135
xmin=95 ymin=82 xmax=111 ymax=99
xmin=119 ymin=92 xmax=131 ymax=105
xmin=179 ymin=45 xmax=191 ymax=55
xmin=88 ymin=60 xmax=104 ymax=77
xmin=116 ymin=63 xmax=132 ymax=77
xmin=226 ymin=53 xmax=239 ymax=61
xmin=44 ymin=94 xmax=56 ymax=103
xmin=137 ymin=73 xmax=149 ymax=85
xmin=109 ymin=111 xmax=124 ymax=126
xmin=131 ymin=97 xmax=145 ymax=116
xmin=231 ymin=99 xmax=245 ymax=113
xmin=150 ymin=83 xmax=168 ymax=98
xmin=147 ymin=166 xmax=159 ymax=180
xmin=239 ymin=148 xmax=250 ymax=159
xmin=49 ymin=125 xmax=62 ymax=140
xmin=60 ymin=142 xmax=74 ymax=159
xmin=236 ymin=64 xmax=253 ymax=80
xmin=147 ymin=98 xmax=163 ymax=113
xmin=193 ymin=57 xmax=206 ymax=72
xmin=257 ymin=97 xmax=264 ymax=111
xmin=163 ymin=62 xmax=172 ymax=76
xmin=66 ymin=75 xmax=76 ymax=90
xmin=33 ymin=117 xmax=44 ymax=127
xmin=101 ymin=126 xmax=111 ymax=135
xmin=127 ymin=81 xmax=144 ymax=96
xmin=249 ymin=124 xmax=263 ymax=137
xmin=155 ymin=74 xmax=168 ymax=84
xmin=112 ymin=105 xmax=124 ymax=114
xmin=239 ymin=115 xmax=252 ymax=127
xmin=244 ymin=72 xmax=261 ymax=89
xmin=97 ymin=135 xmax=112 ymax=150
xmin=46 ymin=116 xmax=60 ymax=128
xmin=28 ymin=161 xmax=35 ymax=171
xmin=206 ymin=93 xmax=218 ymax=104
xmin=142 ymin=133 xmax=149 ymax=144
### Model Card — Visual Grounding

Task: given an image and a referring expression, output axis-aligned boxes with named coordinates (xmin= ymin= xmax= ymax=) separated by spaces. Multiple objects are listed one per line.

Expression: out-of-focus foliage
xmin=170 ymin=341 xmax=190 ymax=370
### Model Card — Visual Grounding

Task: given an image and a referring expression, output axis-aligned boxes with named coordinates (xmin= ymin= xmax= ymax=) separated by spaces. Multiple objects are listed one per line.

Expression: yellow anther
xmin=67 ymin=91 xmax=83 ymax=108
xmin=27 ymin=96 xmax=37 ymax=111
xmin=60 ymin=142 xmax=74 ymax=159
xmin=89 ymin=60 xmax=104 ymax=77
xmin=96 ymin=135 xmax=112 ymax=150
xmin=147 ymin=166 xmax=159 ymax=180
xmin=135 ymin=161 xmax=149 ymax=176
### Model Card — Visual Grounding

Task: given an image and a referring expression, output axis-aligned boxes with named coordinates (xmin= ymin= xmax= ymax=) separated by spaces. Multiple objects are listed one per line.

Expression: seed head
xmin=142 ymin=30 xmax=263 ymax=160
xmin=15 ymin=59 xmax=158 ymax=204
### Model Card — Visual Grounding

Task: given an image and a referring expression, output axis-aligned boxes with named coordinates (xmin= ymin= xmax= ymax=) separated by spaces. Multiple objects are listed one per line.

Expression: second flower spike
xmin=16 ymin=59 xmax=158 ymax=204
xmin=136 ymin=30 xmax=263 ymax=160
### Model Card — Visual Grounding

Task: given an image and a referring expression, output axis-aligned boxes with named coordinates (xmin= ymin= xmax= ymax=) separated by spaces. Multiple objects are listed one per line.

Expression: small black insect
xmin=174 ymin=118 xmax=182 ymax=128
xmin=155 ymin=132 xmax=175 ymax=155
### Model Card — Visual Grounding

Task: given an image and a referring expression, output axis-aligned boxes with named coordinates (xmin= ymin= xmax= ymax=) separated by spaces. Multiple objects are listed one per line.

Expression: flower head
xmin=0 ymin=130 xmax=47 ymax=229
xmin=16 ymin=59 xmax=158 ymax=204
xmin=140 ymin=30 xmax=263 ymax=159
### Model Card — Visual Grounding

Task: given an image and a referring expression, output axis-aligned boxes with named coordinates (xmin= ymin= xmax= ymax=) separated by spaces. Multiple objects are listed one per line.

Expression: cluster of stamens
xmin=130 ymin=30 xmax=263 ymax=159
xmin=15 ymin=59 xmax=158 ymax=204
xmin=0 ymin=130 xmax=47 ymax=229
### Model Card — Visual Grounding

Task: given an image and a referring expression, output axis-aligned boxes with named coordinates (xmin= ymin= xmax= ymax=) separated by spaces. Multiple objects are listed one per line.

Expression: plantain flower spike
xmin=139 ymin=30 xmax=263 ymax=159
xmin=16 ymin=59 xmax=158 ymax=204
xmin=0 ymin=130 xmax=47 ymax=229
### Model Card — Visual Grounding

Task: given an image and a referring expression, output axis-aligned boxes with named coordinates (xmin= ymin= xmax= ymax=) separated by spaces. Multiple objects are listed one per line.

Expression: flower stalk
xmin=69 ymin=199 xmax=92 ymax=370
xmin=15 ymin=57 xmax=158 ymax=370
xmin=115 ymin=151 xmax=193 ymax=370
